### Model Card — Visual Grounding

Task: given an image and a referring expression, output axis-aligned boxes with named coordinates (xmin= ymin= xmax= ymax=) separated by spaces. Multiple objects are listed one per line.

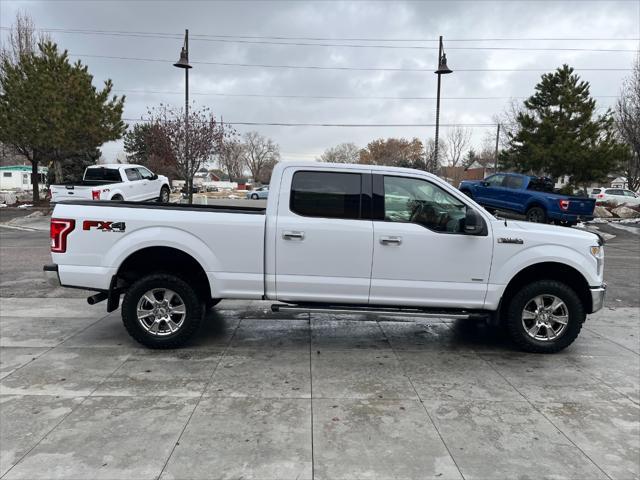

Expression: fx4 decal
xmin=83 ymin=220 xmax=126 ymax=233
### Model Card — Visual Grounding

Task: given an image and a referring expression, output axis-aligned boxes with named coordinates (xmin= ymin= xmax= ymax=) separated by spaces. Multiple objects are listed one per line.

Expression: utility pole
xmin=494 ymin=123 xmax=501 ymax=172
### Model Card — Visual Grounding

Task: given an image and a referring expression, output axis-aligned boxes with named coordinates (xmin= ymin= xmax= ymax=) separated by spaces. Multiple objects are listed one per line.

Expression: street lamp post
xmin=433 ymin=35 xmax=452 ymax=169
xmin=173 ymin=29 xmax=192 ymax=200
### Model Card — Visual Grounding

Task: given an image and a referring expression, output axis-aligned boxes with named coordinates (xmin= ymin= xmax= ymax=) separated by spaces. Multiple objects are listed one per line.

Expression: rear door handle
xmin=380 ymin=236 xmax=402 ymax=246
xmin=282 ymin=231 xmax=305 ymax=240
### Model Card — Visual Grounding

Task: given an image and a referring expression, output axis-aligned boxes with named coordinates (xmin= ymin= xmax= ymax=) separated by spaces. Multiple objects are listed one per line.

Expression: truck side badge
xmin=498 ymin=237 xmax=524 ymax=245
xmin=83 ymin=220 xmax=126 ymax=233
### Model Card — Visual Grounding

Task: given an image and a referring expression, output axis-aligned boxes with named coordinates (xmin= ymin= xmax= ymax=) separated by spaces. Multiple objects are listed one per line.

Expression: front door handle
xmin=380 ymin=236 xmax=402 ymax=246
xmin=282 ymin=231 xmax=305 ymax=240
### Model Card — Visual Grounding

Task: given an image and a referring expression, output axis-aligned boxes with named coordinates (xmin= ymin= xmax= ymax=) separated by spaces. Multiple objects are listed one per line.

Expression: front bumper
xmin=589 ymin=283 xmax=606 ymax=313
xmin=43 ymin=264 xmax=60 ymax=287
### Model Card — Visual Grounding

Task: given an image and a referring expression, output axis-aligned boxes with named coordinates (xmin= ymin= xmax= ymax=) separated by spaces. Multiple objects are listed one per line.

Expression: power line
xmin=2 ymin=26 xmax=637 ymax=52
xmin=124 ymin=117 xmax=499 ymax=127
xmin=114 ymin=88 xmax=618 ymax=100
xmin=72 ymin=53 xmax=634 ymax=72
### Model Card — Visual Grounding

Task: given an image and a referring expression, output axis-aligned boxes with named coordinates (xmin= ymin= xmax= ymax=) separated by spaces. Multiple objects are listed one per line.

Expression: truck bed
xmin=49 ymin=200 xmax=266 ymax=214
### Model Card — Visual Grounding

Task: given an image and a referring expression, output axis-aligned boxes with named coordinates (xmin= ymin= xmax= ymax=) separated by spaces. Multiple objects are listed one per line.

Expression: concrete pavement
xmin=0 ymin=297 xmax=638 ymax=479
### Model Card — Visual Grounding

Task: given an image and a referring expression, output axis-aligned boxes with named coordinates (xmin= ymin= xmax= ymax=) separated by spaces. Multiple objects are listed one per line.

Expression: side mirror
xmin=151 ymin=174 xmax=158 ymax=180
xmin=464 ymin=208 xmax=486 ymax=235
xmin=481 ymin=181 xmax=489 ymax=187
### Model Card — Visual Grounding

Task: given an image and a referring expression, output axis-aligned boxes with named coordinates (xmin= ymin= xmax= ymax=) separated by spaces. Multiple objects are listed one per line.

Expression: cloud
xmin=1 ymin=0 xmax=638 ymax=161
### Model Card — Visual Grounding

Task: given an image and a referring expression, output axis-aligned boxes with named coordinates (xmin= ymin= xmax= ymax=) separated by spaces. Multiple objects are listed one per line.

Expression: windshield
xmin=84 ymin=167 xmax=121 ymax=182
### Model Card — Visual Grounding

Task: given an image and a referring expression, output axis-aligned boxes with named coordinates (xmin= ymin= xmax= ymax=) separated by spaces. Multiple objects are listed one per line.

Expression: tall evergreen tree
xmin=502 ymin=65 xmax=624 ymax=192
xmin=0 ymin=42 xmax=125 ymax=201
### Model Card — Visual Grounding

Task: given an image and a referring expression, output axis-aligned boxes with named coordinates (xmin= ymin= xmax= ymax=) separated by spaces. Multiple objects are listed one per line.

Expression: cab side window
xmin=504 ymin=175 xmax=524 ymax=189
xmin=138 ymin=167 xmax=154 ymax=180
xmin=383 ymin=176 xmax=467 ymax=233
xmin=485 ymin=174 xmax=506 ymax=187
xmin=290 ymin=171 xmax=361 ymax=219
xmin=125 ymin=168 xmax=141 ymax=181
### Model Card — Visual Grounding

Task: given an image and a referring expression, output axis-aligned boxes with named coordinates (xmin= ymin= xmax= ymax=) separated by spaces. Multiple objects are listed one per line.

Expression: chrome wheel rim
xmin=136 ymin=288 xmax=186 ymax=336
xmin=521 ymin=294 xmax=569 ymax=341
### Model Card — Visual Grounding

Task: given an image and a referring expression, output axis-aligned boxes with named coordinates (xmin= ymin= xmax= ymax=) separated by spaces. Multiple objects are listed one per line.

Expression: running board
xmin=271 ymin=303 xmax=486 ymax=320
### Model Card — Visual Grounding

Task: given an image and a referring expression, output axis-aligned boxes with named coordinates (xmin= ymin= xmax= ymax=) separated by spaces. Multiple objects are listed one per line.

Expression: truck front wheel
xmin=121 ymin=273 xmax=202 ymax=348
xmin=505 ymin=280 xmax=584 ymax=353
xmin=158 ymin=186 xmax=170 ymax=203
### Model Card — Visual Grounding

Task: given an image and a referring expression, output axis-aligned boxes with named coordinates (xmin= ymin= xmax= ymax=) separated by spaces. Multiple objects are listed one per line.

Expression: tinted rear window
xmin=504 ymin=176 xmax=524 ymax=189
xmin=84 ymin=168 xmax=121 ymax=182
xmin=591 ymin=189 xmax=602 ymax=194
xmin=290 ymin=171 xmax=361 ymax=219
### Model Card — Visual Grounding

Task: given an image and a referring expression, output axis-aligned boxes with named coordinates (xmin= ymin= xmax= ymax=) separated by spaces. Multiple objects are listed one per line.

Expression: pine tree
xmin=0 ymin=42 xmax=126 ymax=201
xmin=502 ymin=65 xmax=625 ymax=192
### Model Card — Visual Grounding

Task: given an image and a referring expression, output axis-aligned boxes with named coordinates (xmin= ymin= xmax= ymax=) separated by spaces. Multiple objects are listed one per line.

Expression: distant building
xmin=611 ymin=177 xmax=628 ymax=189
xmin=0 ymin=165 xmax=48 ymax=190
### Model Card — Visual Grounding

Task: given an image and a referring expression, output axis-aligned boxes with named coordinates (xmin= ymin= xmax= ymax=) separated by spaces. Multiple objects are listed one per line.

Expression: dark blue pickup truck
xmin=459 ymin=173 xmax=595 ymax=226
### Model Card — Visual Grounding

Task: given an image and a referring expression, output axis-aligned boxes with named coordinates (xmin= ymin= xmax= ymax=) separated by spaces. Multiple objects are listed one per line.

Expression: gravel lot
xmin=0 ymin=216 xmax=638 ymax=479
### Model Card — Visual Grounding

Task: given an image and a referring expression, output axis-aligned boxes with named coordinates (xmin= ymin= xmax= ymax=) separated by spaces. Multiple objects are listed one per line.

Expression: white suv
xmin=590 ymin=188 xmax=640 ymax=206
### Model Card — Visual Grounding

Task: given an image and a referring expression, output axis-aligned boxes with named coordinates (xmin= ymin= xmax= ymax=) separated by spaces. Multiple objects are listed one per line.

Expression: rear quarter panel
xmin=51 ymin=203 xmax=266 ymax=298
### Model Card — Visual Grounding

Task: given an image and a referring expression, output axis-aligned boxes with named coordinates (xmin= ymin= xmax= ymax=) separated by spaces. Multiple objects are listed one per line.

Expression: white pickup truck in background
xmin=50 ymin=164 xmax=170 ymax=203
xmin=44 ymin=162 xmax=606 ymax=353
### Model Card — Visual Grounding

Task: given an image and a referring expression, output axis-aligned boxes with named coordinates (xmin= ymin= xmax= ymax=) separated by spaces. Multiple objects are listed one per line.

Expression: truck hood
xmin=494 ymin=219 xmax=601 ymax=244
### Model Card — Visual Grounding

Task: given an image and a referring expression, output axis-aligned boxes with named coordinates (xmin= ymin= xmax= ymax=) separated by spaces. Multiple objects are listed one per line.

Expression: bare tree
xmin=616 ymin=55 xmax=640 ymax=191
xmin=148 ymin=104 xmax=225 ymax=203
xmin=318 ymin=142 xmax=360 ymax=163
xmin=446 ymin=126 xmax=472 ymax=167
xmin=424 ymin=138 xmax=446 ymax=175
xmin=0 ymin=11 xmax=50 ymax=64
xmin=241 ymin=131 xmax=280 ymax=184
xmin=217 ymin=139 xmax=245 ymax=180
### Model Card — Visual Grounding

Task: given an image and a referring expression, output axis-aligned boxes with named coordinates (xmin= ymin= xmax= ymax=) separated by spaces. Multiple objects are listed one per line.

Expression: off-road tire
xmin=525 ymin=206 xmax=546 ymax=223
xmin=505 ymin=279 xmax=584 ymax=353
xmin=158 ymin=186 xmax=170 ymax=203
xmin=122 ymin=273 xmax=202 ymax=348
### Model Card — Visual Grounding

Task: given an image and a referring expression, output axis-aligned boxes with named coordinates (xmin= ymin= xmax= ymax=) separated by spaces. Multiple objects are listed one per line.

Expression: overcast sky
xmin=1 ymin=0 xmax=639 ymax=164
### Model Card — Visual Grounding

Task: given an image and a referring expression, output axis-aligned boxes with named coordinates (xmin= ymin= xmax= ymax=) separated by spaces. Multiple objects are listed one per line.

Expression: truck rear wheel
xmin=525 ymin=206 xmax=546 ymax=223
xmin=121 ymin=273 xmax=202 ymax=348
xmin=505 ymin=280 xmax=584 ymax=353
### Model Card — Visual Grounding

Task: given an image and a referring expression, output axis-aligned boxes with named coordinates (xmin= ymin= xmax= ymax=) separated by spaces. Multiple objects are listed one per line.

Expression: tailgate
xmin=51 ymin=185 xmax=94 ymax=202
xmin=565 ymin=197 xmax=596 ymax=215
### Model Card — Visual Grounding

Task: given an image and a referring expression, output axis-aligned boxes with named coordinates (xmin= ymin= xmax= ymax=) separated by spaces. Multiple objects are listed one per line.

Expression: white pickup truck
xmin=50 ymin=164 xmax=171 ymax=203
xmin=44 ymin=162 xmax=606 ymax=353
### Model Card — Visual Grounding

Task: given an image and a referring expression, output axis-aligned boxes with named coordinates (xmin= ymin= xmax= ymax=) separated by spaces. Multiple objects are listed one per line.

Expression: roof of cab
xmin=87 ymin=164 xmax=142 ymax=169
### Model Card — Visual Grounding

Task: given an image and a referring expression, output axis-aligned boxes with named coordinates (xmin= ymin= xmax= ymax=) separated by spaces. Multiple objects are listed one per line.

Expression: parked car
xmin=459 ymin=173 xmax=595 ymax=226
xmin=50 ymin=164 xmax=170 ymax=203
xmin=246 ymin=185 xmax=269 ymax=200
xmin=590 ymin=187 xmax=640 ymax=206
xmin=181 ymin=185 xmax=200 ymax=198
xmin=45 ymin=162 xmax=605 ymax=353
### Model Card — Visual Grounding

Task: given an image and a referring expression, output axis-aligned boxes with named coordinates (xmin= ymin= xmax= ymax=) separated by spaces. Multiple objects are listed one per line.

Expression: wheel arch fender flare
xmin=104 ymin=226 xmax=221 ymax=275
xmin=493 ymin=249 xmax=595 ymax=313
